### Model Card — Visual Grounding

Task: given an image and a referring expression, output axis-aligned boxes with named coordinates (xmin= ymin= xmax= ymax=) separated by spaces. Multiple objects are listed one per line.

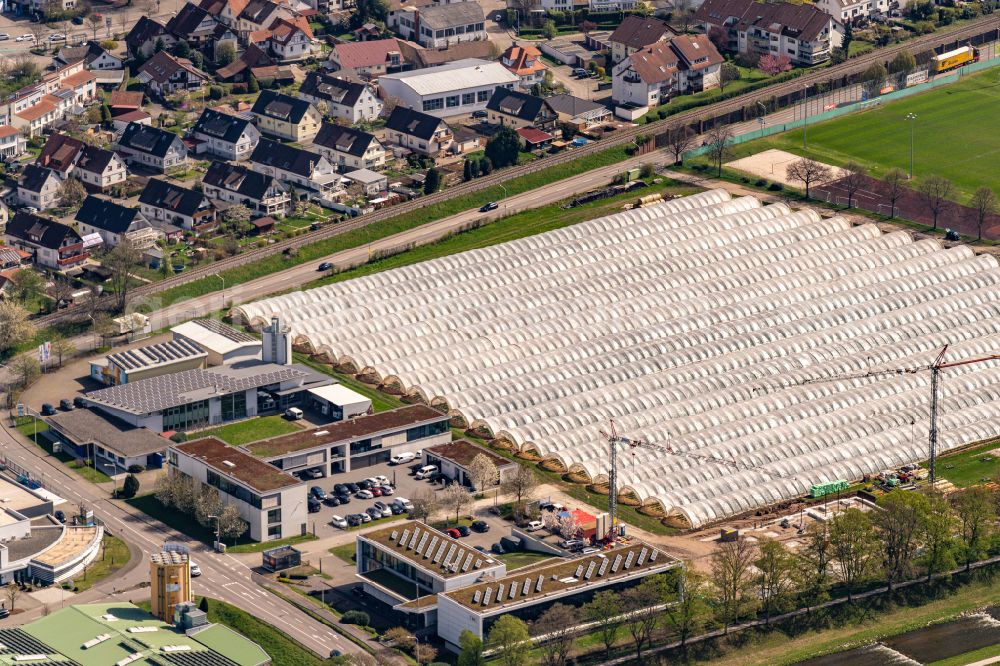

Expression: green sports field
xmin=731 ymin=68 xmax=1000 ymax=201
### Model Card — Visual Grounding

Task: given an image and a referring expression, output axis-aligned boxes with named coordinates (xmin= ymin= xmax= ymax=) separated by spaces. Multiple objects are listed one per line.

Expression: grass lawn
xmin=329 ymin=543 xmax=356 ymax=565
xmin=195 ymin=415 xmax=305 ymax=446
xmin=931 ymin=438 xmax=1000 ymax=488
xmin=292 ymin=355 xmax=404 ymax=413
xmin=228 ymin=533 xmax=318 ymax=554
xmin=13 ymin=418 xmax=111 ymax=484
xmin=496 ymin=551 xmax=555 ymax=570
xmin=67 ymin=535 xmax=130 ymax=593
xmin=727 ymin=68 xmax=1000 ymax=201
xmin=203 ymin=597 xmax=335 ymax=666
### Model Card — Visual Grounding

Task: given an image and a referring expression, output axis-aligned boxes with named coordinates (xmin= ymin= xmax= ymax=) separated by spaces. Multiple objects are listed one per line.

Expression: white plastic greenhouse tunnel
xmin=236 ymin=189 xmax=1000 ymax=528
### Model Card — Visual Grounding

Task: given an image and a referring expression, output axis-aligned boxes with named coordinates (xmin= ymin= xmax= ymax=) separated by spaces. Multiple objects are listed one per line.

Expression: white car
xmin=393 ymin=497 xmax=414 ymax=511
xmin=330 ymin=515 xmax=348 ymax=529
xmin=356 ymin=489 xmax=374 ymax=499
xmin=49 ymin=33 xmax=66 ymax=41
xmin=373 ymin=475 xmax=390 ymax=486
xmin=526 ymin=520 xmax=544 ymax=532
xmin=16 ymin=34 xmax=35 ymax=42
xmin=190 ymin=562 xmax=201 ymax=576
xmin=390 ymin=452 xmax=415 ymax=465
xmin=0 ymin=34 xmax=10 ymax=41
xmin=372 ymin=501 xmax=392 ymax=517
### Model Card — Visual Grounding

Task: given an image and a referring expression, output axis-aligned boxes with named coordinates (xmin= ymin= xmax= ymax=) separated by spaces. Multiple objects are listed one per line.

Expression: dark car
xmin=310 ymin=486 xmax=327 ymax=500
xmin=41 ymin=403 xmax=57 ymax=416
xmin=73 ymin=396 xmax=87 ymax=408
xmin=389 ymin=503 xmax=405 ymax=514
xmin=471 ymin=110 xmax=488 ymax=119
xmin=491 ymin=542 xmax=506 ymax=554
xmin=457 ymin=525 xmax=471 ymax=537
xmin=365 ymin=506 xmax=383 ymax=520
xmin=59 ymin=398 xmax=75 ymax=411
xmin=357 ymin=479 xmax=373 ymax=490
xmin=71 ymin=15 xmax=83 ymax=23
xmin=945 ymin=229 xmax=961 ymax=241
xmin=474 ymin=545 xmax=487 ymax=553
xmin=335 ymin=493 xmax=351 ymax=504
xmin=0 ymin=607 xmax=9 ymax=619
xmin=307 ymin=498 xmax=322 ymax=513
xmin=346 ymin=482 xmax=360 ymax=493
xmin=471 ymin=520 xmax=489 ymax=533
xmin=323 ymin=495 xmax=341 ymax=506
xmin=346 ymin=514 xmax=363 ymax=527
xmin=479 ymin=201 xmax=499 ymax=213
xmin=318 ymin=262 xmax=333 ymax=271
xmin=53 ymin=510 xmax=66 ymax=523
xmin=333 ymin=483 xmax=349 ymax=495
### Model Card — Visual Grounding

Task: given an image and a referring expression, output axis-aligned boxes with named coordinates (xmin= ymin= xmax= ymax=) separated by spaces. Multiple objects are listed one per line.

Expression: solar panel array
xmin=0 ymin=629 xmax=56 ymax=655
xmin=522 ymin=578 xmax=531 ymax=595
xmin=637 ymin=548 xmax=648 ymax=566
xmin=163 ymin=651 xmax=240 ymax=666
xmin=397 ymin=529 xmax=410 ymax=547
xmin=573 ymin=565 xmax=584 ymax=579
xmin=415 ymin=533 xmax=429 ymax=555
xmin=611 ymin=555 xmax=622 ymax=573
xmin=597 ymin=558 xmax=609 ymax=577
xmin=536 ymin=575 xmax=544 ymax=592
xmin=483 ymin=588 xmax=493 ymax=606
xmin=623 ymin=552 xmax=635 ymax=570
xmin=107 ymin=338 xmax=203 ymax=371
xmin=425 ymin=536 xmax=439 ymax=559
xmin=408 ymin=529 xmax=420 ymax=550
xmin=584 ymin=561 xmax=595 ymax=580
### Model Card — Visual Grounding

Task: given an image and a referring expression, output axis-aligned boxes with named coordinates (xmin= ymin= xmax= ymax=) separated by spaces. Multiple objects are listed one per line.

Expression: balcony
xmin=57 ymin=252 xmax=87 ymax=267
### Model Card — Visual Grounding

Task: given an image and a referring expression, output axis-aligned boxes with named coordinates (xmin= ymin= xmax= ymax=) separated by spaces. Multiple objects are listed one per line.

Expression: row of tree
xmin=154 ymin=473 xmax=248 ymax=543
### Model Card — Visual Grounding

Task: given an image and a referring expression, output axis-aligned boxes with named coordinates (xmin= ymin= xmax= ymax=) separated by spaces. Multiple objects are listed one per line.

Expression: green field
xmin=932 ymin=438 xmax=1000 ymax=488
xmin=195 ymin=415 xmax=304 ymax=445
xmin=731 ymin=68 xmax=1000 ymax=201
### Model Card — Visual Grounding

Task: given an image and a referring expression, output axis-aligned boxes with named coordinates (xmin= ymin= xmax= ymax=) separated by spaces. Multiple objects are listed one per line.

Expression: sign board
xmin=16 ymin=404 xmax=24 ymax=417
xmin=880 ymin=85 xmax=895 ymax=95
xmin=906 ymin=70 xmax=929 ymax=86
xmin=105 ymin=15 xmax=112 ymax=27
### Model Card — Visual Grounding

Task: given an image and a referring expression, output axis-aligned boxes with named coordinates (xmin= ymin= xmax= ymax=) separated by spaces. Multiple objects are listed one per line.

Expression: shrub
xmin=208 ymin=85 xmax=224 ymax=100
xmin=342 ymin=610 xmax=370 ymax=626
xmin=100 ymin=40 xmax=118 ymax=51
xmin=169 ymin=432 xmax=186 ymax=443
xmin=754 ymin=178 xmax=767 ymax=187
xmin=768 ymin=182 xmax=784 ymax=191
xmin=127 ymin=464 xmax=145 ymax=473
xmin=231 ymin=83 xmax=248 ymax=94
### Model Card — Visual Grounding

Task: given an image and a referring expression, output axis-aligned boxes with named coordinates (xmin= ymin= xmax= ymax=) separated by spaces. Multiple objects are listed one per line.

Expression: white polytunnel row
xmin=236 ymin=191 xmax=1000 ymax=527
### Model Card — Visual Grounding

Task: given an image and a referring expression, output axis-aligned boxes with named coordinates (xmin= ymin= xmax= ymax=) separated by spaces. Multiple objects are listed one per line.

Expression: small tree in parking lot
xmin=467 ymin=454 xmax=498 ymax=494
xmin=441 ymin=483 xmax=473 ymax=524
xmin=409 ymin=488 xmax=438 ymax=522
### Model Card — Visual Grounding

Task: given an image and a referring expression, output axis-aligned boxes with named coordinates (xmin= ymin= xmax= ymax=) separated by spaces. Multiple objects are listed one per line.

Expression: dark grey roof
xmin=6 ymin=213 xmax=81 ymax=250
xmin=417 ymin=1 xmax=484 ymax=29
xmin=74 ymin=196 xmax=146 ymax=234
xmin=126 ymin=16 xmax=170 ymax=51
xmin=385 ymin=106 xmax=446 ymax=141
xmin=18 ymin=164 xmax=57 ymax=193
xmin=485 ymin=88 xmax=554 ymax=123
xmin=239 ymin=0 xmax=282 ymax=24
xmin=107 ymin=337 xmax=206 ymax=371
xmin=251 ymin=89 xmax=313 ymax=124
xmin=695 ymin=0 xmax=835 ymax=41
xmin=75 ymin=145 xmax=119 ymax=176
xmin=139 ymin=178 xmax=210 ymax=217
xmin=187 ymin=318 xmax=258 ymax=343
xmin=608 ymin=16 xmax=675 ymax=49
xmin=192 ymin=108 xmax=253 ymax=144
xmin=299 ymin=71 xmax=365 ymax=106
xmin=46 ymin=408 xmax=168 ymax=457
xmin=166 ymin=1 xmax=214 ymax=38
xmin=312 ymin=123 xmax=378 ymax=158
xmin=119 ymin=122 xmax=182 ymax=158
xmin=204 ymin=160 xmax=277 ymax=200
xmin=544 ymin=93 xmax=608 ymax=117
xmin=85 ymin=362 xmax=309 ymax=414
xmin=250 ymin=138 xmax=323 ymax=178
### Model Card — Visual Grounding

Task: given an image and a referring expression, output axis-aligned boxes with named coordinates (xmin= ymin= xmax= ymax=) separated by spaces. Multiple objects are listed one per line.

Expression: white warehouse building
xmin=236 ymin=190 xmax=1000 ymax=528
xmin=377 ymin=59 xmax=519 ymax=118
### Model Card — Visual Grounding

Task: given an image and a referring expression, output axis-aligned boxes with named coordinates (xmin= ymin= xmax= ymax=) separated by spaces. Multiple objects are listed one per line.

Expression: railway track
xmin=38 ymin=15 xmax=1000 ymax=327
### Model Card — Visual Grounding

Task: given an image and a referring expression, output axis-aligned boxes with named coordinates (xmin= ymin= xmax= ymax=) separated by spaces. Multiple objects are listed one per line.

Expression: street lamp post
xmin=498 ymin=183 xmax=508 ymax=213
xmin=906 ymin=112 xmax=917 ymax=179
xmin=208 ymin=514 xmax=221 ymax=550
xmin=216 ymin=274 xmax=226 ymax=310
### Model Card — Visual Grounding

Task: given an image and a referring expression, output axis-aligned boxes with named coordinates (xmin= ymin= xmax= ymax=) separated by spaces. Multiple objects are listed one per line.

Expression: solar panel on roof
xmin=443 ymin=544 xmax=457 ymax=568
xmin=611 ymin=554 xmax=622 ymax=573
xmin=584 ymin=561 xmax=595 ymax=580
xmin=415 ymin=533 xmax=429 ymax=555
xmin=649 ymin=549 xmax=658 ymax=561
xmin=508 ymin=585 xmax=517 ymax=600
xmin=522 ymin=578 xmax=530 ymax=596
xmin=425 ymin=536 xmax=439 ymax=559
xmin=461 ymin=554 xmax=472 ymax=572
xmin=397 ymin=528 xmax=409 ymax=547
xmin=407 ymin=529 xmax=420 ymax=550
xmin=474 ymin=559 xmax=482 ymax=569
xmin=433 ymin=542 xmax=447 ymax=563
xmin=496 ymin=583 xmax=504 ymax=600
xmin=482 ymin=587 xmax=493 ymax=606
xmin=597 ymin=559 xmax=609 ymax=576
xmin=623 ymin=551 xmax=635 ymax=570
xmin=637 ymin=547 xmax=648 ymax=566
xmin=573 ymin=565 xmax=584 ymax=578
xmin=472 ymin=590 xmax=481 ymax=603
xmin=535 ymin=575 xmax=543 ymax=592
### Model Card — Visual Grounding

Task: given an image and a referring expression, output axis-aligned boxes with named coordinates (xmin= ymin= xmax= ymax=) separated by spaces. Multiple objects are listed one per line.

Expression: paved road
xmin=0 ymin=420 xmax=355 ymax=657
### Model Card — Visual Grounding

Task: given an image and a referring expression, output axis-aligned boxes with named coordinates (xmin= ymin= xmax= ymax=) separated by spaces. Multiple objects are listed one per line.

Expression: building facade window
xmin=406 ymin=419 xmax=449 ymax=441
xmin=221 ymin=391 xmax=247 ymax=422
xmin=162 ymin=399 xmax=210 ymax=431
xmin=207 ymin=469 xmax=262 ymax=508
xmin=267 ymin=508 xmax=281 ymax=524
xmin=423 ymin=98 xmax=444 ymax=111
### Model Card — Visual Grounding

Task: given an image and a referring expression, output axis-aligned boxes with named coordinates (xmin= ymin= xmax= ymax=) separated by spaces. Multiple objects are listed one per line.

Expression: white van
xmin=285 ymin=407 xmax=304 ymax=420
xmin=415 ymin=465 xmax=438 ymax=480
xmin=390 ymin=451 xmax=416 ymax=465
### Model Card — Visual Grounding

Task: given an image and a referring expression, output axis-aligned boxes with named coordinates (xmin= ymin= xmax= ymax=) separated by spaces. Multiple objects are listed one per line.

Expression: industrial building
xmin=46 ymin=408 xmax=170 ymax=471
xmin=237 ymin=190 xmax=1000 ymax=527
xmin=89 ymin=337 xmax=208 ymax=385
xmin=376 ymin=59 xmax=519 ymax=119
xmin=422 ymin=440 xmax=518 ymax=489
xmin=171 ymin=318 xmax=263 ymax=366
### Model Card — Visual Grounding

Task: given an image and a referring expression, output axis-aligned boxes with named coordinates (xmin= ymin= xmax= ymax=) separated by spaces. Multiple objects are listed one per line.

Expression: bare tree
xmin=10 ymin=355 xmax=40 ymax=390
xmin=86 ymin=12 xmax=102 ymax=39
xmin=5 ymin=583 xmax=20 ymax=611
xmin=704 ymin=124 xmax=733 ymax=177
xmin=884 ymin=168 xmax=907 ymax=219
xmin=50 ymin=336 xmax=76 ymax=367
xmin=786 ymin=158 xmax=832 ymax=199
xmin=718 ymin=62 xmax=740 ymax=92
xmin=710 ymin=538 xmax=757 ymax=631
xmin=58 ymin=177 xmax=87 ymax=208
xmin=840 ymin=161 xmax=867 ymax=209
xmin=969 ymin=186 xmax=997 ymax=241
xmin=918 ymin=175 xmax=954 ymax=231
xmin=467 ymin=453 xmax=498 ymax=493
xmin=408 ymin=488 xmax=438 ymax=523
xmin=440 ymin=483 xmax=473 ymax=524
xmin=532 ymin=603 xmax=577 ymax=666
xmin=665 ymin=125 xmax=695 ymax=166
xmin=217 ymin=504 xmax=248 ymax=544
xmin=674 ymin=0 xmax=696 ymax=31
xmin=104 ymin=240 xmax=141 ymax=312
xmin=29 ymin=23 xmax=47 ymax=50
xmin=500 ymin=465 xmax=539 ymax=521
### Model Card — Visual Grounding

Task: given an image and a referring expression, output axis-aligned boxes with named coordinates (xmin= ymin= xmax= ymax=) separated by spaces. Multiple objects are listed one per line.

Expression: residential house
xmin=18 ymin=165 xmax=62 ymax=210
xmin=166 ymin=2 xmax=220 ymax=47
xmin=695 ymin=0 xmax=843 ymax=66
xmin=377 ymin=58 xmax=519 ymax=119
xmin=250 ymin=90 xmax=321 ymax=142
xmin=342 ymin=168 xmax=387 ymax=197
xmin=311 ymin=123 xmax=386 ymax=172
xmin=544 ymin=93 xmax=612 ymax=128
xmin=2 ymin=61 xmax=97 ymax=137
xmin=137 ymin=51 xmax=210 ymax=98
xmin=0 ymin=247 xmax=31 ymax=270
xmin=395 ymin=40 xmax=494 ymax=69
xmin=199 ymin=0 xmax=251 ymax=28
xmin=612 ymin=35 xmax=723 ymax=117
xmin=500 ymin=43 xmax=547 ymax=90
xmin=328 ymin=38 xmax=403 ymax=77
xmin=117 ymin=122 xmax=188 ymax=173
xmin=203 ymin=160 xmax=290 ymax=216
xmin=266 ymin=17 xmax=318 ymax=62
xmin=298 ymin=71 xmax=383 ymax=123
xmin=485 ymin=88 xmax=557 ymax=130
xmin=126 ymin=16 xmax=177 ymax=58
xmin=54 ymin=41 xmax=124 ymax=71
xmin=390 ymin=2 xmax=486 ymax=49
xmin=608 ymin=15 xmax=677 ymax=64
xmin=109 ymin=90 xmax=144 ymax=117
xmin=814 ymin=0 xmax=889 ymax=25
xmin=383 ymin=106 xmax=453 ymax=156
xmin=189 ymin=108 xmax=261 ymax=161
xmin=236 ymin=0 xmax=296 ymax=40
xmin=75 ymin=196 xmax=158 ymax=249
xmin=139 ymin=178 xmax=217 ymax=232
xmin=250 ymin=138 xmax=340 ymax=202
xmin=0 ymin=126 xmax=27 ymax=159
xmin=215 ymin=44 xmax=276 ymax=83
xmin=37 ymin=134 xmax=128 ymax=192
xmin=5 ymin=212 xmax=87 ymax=271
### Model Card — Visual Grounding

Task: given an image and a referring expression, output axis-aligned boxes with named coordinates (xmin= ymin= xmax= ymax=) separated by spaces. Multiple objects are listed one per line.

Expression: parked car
xmin=15 ymin=34 xmax=35 ymax=42
xmin=373 ymin=475 xmax=390 ymax=486
xmin=0 ymin=607 xmax=10 ymax=618
xmin=41 ymin=403 xmax=56 ymax=416
xmin=357 ymin=479 xmax=373 ymax=490
xmin=285 ymin=407 xmax=304 ymax=420
xmin=572 ymin=67 xmax=588 ymax=77
xmin=471 ymin=110 xmax=488 ymax=119
xmin=389 ymin=503 xmax=405 ymax=515
xmin=333 ymin=483 xmax=349 ymax=494
xmin=190 ymin=562 xmax=201 ymax=576
xmin=369 ymin=487 xmax=382 ymax=497
xmin=945 ymin=229 xmax=961 ymax=241
xmin=393 ymin=497 xmax=414 ymax=511
xmin=378 ymin=485 xmax=394 ymax=496
xmin=346 ymin=514 xmax=364 ymax=527
xmin=335 ymin=493 xmax=351 ymax=504
xmin=446 ymin=528 xmax=462 ymax=538
xmin=415 ymin=465 xmax=438 ymax=480
xmin=539 ymin=501 xmax=564 ymax=512
xmin=457 ymin=525 xmax=471 ymax=537
xmin=560 ymin=539 xmax=586 ymax=551
xmin=318 ymin=262 xmax=333 ymax=271
xmin=365 ymin=506 xmax=383 ymax=521
xmin=73 ymin=396 xmax=87 ymax=408
xmin=356 ymin=489 xmax=374 ymax=499
xmin=49 ymin=33 xmax=65 ymax=41
xmin=53 ymin=510 xmax=66 ymax=523
xmin=359 ymin=511 xmax=371 ymax=523
xmin=323 ymin=495 xmax=341 ymax=507
xmin=346 ymin=482 xmax=360 ymax=493
xmin=581 ymin=547 xmax=600 ymax=555
xmin=474 ymin=545 xmax=487 ymax=553
xmin=330 ymin=515 xmax=348 ymax=529
xmin=491 ymin=542 xmax=505 ymax=554
xmin=308 ymin=498 xmax=322 ymax=513
xmin=59 ymin=398 xmax=75 ymax=411
xmin=310 ymin=486 xmax=327 ymax=500
xmin=390 ymin=452 xmax=415 ymax=465
xmin=479 ymin=201 xmax=499 ymax=213
xmin=372 ymin=501 xmax=392 ymax=517
xmin=0 ymin=33 xmax=9 ymax=41
xmin=471 ymin=520 xmax=489 ymax=533
xmin=526 ymin=520 xmax=544 ymax=532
